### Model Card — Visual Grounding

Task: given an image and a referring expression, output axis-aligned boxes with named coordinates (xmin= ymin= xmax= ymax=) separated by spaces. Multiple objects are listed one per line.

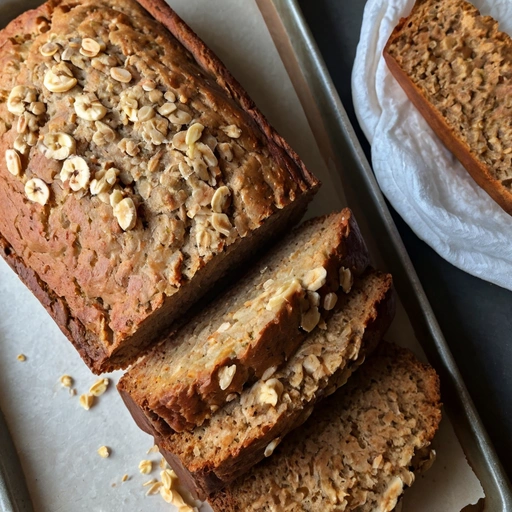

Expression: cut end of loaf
xmin=209 ymin=342 xmax=441 ymax=512
xmin=124 ymin=267 xmax=394 ymax=501
xmin=118 ymin=209 xmax=370 ymax=434
xmin=384 ymin=0 xmax=512 ymax=215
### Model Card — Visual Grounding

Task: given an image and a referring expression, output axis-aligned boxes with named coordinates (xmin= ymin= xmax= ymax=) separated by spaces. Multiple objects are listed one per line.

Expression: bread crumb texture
xmin=151 ymin=270 xmax=391 ymax=497
xmin=209 ymin=343 xmax=441 ymax=512
xmin=120 ymin=211 xmax=368 ymax=433
xmin=0 ymin=0 xmax=301 ymax=355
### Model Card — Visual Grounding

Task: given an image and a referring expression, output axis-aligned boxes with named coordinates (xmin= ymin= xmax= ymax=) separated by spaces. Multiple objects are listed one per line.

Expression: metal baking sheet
xmin=259 ymin=0 xmax=512 ymax=509
xmin=0 ymin=0 xmax=508 ymax=510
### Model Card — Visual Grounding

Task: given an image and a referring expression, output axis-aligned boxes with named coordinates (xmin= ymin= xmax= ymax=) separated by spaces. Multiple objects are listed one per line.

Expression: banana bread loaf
xmin=384 ymin=0 xmax=512 ymax=215
xmin=209 ymin=342 xmax=441 ymax=512
xmin=118 ymin=210 xmax=369 ymax=433
xmin=0 ymin=0 xmax=319 ymax=373
xmin=120 ymin=268 xmax=394 ymax=499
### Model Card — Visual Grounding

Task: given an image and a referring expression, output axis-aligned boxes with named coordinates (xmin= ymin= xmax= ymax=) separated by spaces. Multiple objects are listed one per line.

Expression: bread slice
xmin=118 ymin=209 xmax=369 ymax=433
xmin=209 ymin=342 xmax=441 ymax=511
xmin=120 ymin=269 xmax=394 ymax=499
xmin=384 ymin=0 xmax=512 ymax=215
xmin=0 ymin=0 xmax=319 ymax=374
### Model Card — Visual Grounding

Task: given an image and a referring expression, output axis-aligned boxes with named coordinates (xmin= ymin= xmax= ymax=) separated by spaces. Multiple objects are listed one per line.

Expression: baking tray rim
xmin=264 ymin=0 xmax=512 ymax=508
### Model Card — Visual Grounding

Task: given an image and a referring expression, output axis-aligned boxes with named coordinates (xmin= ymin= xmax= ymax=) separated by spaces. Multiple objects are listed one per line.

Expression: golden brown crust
xmin=0 ymin=231 xmax=106 ymax=367
xmin=133 ymin=0 xmax=318 ymax=193
xmin=0 ymin=0 xmax=319 ymax=373
xmin=383 ymin=0 xmax=512 ymax=215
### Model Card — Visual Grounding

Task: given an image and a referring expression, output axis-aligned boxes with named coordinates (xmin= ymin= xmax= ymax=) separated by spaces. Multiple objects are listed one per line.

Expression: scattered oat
xmin=59 ymin=374 xmax=73 ymax=388
xmin=17 ymin=354 xmax=26 ymax=362
xmin=97 ymin=446 xmax=110 ymax=458
xmin=40 ymin=41 xmax=59 ymax=57
xmin=339 ymin=266 xmax=353 ymax=293
xmin=79 ymin=393 xmax=94 ymax=410
xmin=69 ymin=389 xmax=77 ymax=396
xmin=138 ymin=459 xmax=152 ymax=474
xmin=143 ymin=478 xmax=158 ymax=487
xmin=89 ymin=377 xmax=109 ymax=396
xmin=160 ymin=486 xmax=174 ymax=504
xmin=146 ymin=481 xmax=162 ymax=495
xmin=160 ymin=469 xmax=173 ymax=490
xmin=80 ymin=38 xmax=101 ymax=57
xmin=147 ymin=445 xmax=159 ymax=454
xmin=159 ymin=457 xmax=168 ymax=470
xmin=121 ymin=474 xmax=129 ymax=482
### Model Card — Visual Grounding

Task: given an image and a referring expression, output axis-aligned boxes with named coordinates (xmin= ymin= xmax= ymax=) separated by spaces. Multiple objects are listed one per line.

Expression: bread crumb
xmin=17 ymin=354 xmax=26 ymax=362
xmin=97 ymin=446 xmax=110 ymax=458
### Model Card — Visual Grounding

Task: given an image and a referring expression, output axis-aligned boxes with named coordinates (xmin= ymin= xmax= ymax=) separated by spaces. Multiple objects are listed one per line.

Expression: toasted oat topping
xmin=339 ymin=267 xmax=353 ymax=293
xmin=25 ymin=178 xmax=49 ymax=205
xmin=218 ymin=364 xmax=237 ymax=391
xmin=110 ymin=67 xmax=132 ymax=83
xmin=0 ymin=0 xmax=304 ymax=358
xmin=5 ymin=149 xmax=22 ymax=176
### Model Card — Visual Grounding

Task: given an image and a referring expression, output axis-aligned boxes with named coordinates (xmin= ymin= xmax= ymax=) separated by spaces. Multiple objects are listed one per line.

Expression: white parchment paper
xmin=352 ymin=0 xmax=512 ymax=291
xmin=0 ymin=0 xmax=483 ymax=510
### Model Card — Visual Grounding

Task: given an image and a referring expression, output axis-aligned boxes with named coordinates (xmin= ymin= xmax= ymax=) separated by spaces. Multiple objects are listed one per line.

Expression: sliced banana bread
xmin=120 ymin=269 xmax=394 ymax=499
xmin=210 ymin=342 xmax=441 ymax=512
xmin=384 ymin=0 xmax=512 ymax=215
xmin=0 ymin=0 xmax=319 ymax=374
xmin=118 ymin=209 xmax=369 ymax=433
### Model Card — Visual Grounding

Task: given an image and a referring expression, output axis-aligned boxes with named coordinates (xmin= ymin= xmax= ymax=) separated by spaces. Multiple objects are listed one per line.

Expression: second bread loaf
xmin=384 ymin=0 xmax=512 ymax=215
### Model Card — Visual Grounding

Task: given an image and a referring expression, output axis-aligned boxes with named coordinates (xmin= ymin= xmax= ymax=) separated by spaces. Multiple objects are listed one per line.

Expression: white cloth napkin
xmin=352 ymin=0 xmax=512 ymax=291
